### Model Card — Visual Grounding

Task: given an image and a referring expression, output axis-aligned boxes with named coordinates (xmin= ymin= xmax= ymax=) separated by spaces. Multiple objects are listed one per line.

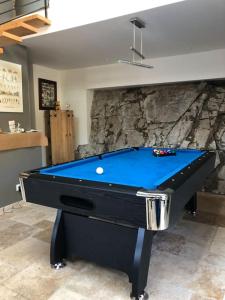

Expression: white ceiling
xmin=23 ymin=0 xmax=225 ymax=70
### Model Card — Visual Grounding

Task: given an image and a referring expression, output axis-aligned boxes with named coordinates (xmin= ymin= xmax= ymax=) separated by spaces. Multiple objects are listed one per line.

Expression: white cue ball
xmin=96 ymin=167 xmax=104 ymax=175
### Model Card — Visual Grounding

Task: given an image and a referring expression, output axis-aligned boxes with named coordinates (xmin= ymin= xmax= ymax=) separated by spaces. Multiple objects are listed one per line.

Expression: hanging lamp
xmin=118 ymin=17 xmax=153 ymax=69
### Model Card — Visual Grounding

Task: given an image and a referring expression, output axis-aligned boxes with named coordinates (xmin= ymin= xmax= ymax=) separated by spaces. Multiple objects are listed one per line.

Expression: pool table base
xmin=50 ymin=209 xmax=153 ymax=299
xmin=185 ymin=193 xmax=197 ymax=215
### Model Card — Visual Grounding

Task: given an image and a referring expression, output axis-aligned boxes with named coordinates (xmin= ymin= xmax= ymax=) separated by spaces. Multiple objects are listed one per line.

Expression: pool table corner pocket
xmin=136 ymin=189 xmax=172 ymax=231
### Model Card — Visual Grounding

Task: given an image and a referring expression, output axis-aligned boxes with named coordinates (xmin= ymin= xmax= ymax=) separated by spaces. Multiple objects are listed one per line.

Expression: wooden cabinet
xmin=50 ymin=110 xmax=74 ymax=164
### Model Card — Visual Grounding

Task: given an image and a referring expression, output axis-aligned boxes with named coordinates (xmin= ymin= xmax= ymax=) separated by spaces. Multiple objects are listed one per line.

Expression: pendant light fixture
xmin=118 ymin=17 xmax=153 ymax=69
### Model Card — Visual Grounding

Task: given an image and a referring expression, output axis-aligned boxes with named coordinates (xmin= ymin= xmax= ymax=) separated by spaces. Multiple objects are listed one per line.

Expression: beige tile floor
xmin=1 ymin=193 xmax=225 ymax=300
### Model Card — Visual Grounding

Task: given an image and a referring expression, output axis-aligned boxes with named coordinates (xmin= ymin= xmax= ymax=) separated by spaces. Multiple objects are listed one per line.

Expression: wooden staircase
xmin=0 ymin=14 xmax=51 ymax=54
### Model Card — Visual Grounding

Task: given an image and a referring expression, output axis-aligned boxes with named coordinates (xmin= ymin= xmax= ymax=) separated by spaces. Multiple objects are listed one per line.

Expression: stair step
xmin=0 ymin=22 xmax=38 ymax=37
xmin=0 ymin=14 xmax=50 ymax=49
xmin=0 ymin=31 xmax=22 ymax=47
xmin=19 ymin=14 xmax=51 ymax=28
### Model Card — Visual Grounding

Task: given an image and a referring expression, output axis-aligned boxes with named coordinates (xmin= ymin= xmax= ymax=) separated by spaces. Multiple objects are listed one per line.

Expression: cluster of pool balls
xmin=153 ymin=148 xmax=176 ymax=157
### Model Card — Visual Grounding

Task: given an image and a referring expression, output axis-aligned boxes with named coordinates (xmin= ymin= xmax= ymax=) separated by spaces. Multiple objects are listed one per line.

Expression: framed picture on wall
xmin=39 ymin=78 xmax=57 ymax=110
xmin=0 ymin=60 xmax=23 ymax=112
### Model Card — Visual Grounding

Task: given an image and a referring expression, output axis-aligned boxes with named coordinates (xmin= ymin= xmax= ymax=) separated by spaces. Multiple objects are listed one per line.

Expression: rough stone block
xmin=135 ymin=118 xmax=147 ymax=130
xmin=180 ymin=140 xmax=191 ymax=148
xmin=113 ymin=133 xmax=127 ymax=150
xmin=191 ymin=118 xmax=212 ymax=148
xmin=123 ymin=89 xmax=141 ymax=102
xmin=105 ymin=98 xmax=121 ymax=117
xmin=216 ymin=180 xmax=225 ymax=194
xmin=208 ymin=140 xmax=217 ymax=150
xmin=207 ymin=97 xmax=223 ymax=111
xmin=77 ymin=144 xmax=105 ymax=158
xmin=89 ymin=118 xmax=106 ymax=144
xmin=220 ymin=103 xmax=225 ymax=112
xmin=215 ymin=115 xmax=225 ymax=150
xmin=126 ymin=130 xmax=145 ymax=147
xmin=216 ymin=87 xmax=225 ymax=93
xmin=144 ymin=87 xmax=204 ymax=123
xmin=215 ymin=151 xmax=222 ymax=167
xmin=120 ymin=102 xmax=141 ymax=117
xmin=104 ymin=116 xmax=123 ymax=145
xmin=201 ymin=110 xmax=209 ymax=119
xmin=166 ymin=120 xmax=194 ymax=146
xmin=218 ymin=165 xmax=225 ymax=180
xmin=123 ymin=116 xmax=139 ymax=130
xmin=91 ymin=99 xmax=106 ymax=117
xmin=147 ymin=123 xmax=174 ymax=147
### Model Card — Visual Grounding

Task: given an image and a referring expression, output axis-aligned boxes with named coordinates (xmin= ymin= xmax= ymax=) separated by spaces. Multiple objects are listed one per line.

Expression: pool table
xmin=19 ymin=147 xmax=215 ymax=299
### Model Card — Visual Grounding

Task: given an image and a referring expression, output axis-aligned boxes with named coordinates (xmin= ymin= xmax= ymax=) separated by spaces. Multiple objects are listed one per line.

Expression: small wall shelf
xmin=0 ymin=132 xmax=48 ymax=152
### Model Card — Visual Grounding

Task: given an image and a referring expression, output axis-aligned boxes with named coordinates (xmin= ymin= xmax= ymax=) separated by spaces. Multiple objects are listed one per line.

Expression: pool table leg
xmin=50 ymin=209 xmax=66 ymax=269
xmin=186 ymin=193 xmax=197 ymax=215
xmin=130 ymin=228 xmax=153 ymax=300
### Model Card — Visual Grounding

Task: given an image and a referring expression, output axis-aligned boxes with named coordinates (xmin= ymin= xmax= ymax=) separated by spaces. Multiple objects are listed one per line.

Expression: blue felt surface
xmin=40 ymin=148 xmax=205 ymax=189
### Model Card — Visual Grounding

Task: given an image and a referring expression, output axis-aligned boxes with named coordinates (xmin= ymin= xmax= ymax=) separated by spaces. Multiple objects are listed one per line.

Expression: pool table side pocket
xmin=20 ymin=175 xmax=147 ymax=229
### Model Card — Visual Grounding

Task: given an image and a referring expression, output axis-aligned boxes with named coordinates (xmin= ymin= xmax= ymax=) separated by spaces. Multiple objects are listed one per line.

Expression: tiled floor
xmin=1 ymin=193 xmax=225 ymax=300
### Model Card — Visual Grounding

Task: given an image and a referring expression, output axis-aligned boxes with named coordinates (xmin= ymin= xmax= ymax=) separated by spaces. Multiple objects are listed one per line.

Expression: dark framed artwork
xmin=39 ymin=78 xmax=57 ymax=110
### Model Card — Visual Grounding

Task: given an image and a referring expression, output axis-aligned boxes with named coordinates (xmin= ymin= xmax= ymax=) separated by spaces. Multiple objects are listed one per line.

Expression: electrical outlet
xmin=16 ymin=183 xmax=21 ymax=192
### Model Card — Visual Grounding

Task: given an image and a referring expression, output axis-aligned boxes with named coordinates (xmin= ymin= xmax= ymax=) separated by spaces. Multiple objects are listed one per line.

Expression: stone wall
xmin=77 ymin=81 xmax=225 ymax=194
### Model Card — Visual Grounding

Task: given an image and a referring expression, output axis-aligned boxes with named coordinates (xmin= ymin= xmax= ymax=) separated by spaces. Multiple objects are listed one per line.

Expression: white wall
xmin=33 ymin=64 xmax=62 ymax=131
xmin=33 ymin=64 xmax=62 ymax=164
xmin=60 ymin=48 xmax=225 ymax=147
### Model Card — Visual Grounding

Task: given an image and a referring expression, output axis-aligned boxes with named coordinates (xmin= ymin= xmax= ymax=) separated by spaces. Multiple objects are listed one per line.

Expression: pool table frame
xmin=19 ymin=148 xmax=215 ymax=300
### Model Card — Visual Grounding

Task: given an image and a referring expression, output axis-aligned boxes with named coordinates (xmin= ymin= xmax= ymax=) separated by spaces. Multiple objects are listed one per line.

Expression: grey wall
xmin=0 ymin=148 xmax=42 ymax=207
xmin=0 ymin=45 xmax=35 ymax=132
xmin=0 ymin=45 xmax=41 ymax=208
xmin=78 ymin=81 xmax=225 ymax=194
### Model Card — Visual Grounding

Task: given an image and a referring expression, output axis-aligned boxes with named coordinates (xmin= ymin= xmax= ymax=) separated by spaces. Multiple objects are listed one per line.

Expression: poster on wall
xmin=39 ymin=78 xmax=57 ymax=110
xmin=0 ymin=60 xmax=23 ymax=113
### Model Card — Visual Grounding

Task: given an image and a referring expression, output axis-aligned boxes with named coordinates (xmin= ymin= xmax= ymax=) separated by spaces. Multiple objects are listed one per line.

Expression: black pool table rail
xmin=157 ymin=150 xmax=215 ymax=190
